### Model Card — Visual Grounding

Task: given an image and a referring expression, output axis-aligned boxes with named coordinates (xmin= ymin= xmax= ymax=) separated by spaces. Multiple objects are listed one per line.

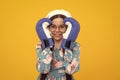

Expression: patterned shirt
xmin=36 ymin=42 xmax=80 ymax=80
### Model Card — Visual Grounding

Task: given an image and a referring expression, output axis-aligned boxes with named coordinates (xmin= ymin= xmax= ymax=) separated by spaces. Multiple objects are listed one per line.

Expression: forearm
xmin=63 ymin=42 xmax=80 ymax=74
xmin=36 ymin=49 xmax=52 ymax=73
xmin=63 ymin=57 xmax=80 ymax=74
xmin=36 ymin=43 xmax=53 ymax=73
xmin=36 ymin=58 xmax=51 ymax=73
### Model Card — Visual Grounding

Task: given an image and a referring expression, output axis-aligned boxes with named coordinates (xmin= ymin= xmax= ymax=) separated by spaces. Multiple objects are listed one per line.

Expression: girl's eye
xmin=60 ymin=25 xmax=66 ymax=29
xmin=60 ymin=25 xmax=65 ymax=28
xmin=50 ymin=25 xmax=56 ymax=28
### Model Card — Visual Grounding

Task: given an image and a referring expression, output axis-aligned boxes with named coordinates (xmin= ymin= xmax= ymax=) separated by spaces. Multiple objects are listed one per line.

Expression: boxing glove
xmin=36 ymin=18 xmax=54 ymax=49
xmin=61 ymin=18 xmax=80 ymax=50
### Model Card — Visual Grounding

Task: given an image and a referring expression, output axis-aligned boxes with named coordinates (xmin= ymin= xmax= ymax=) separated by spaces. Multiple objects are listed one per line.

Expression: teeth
xmin=55 ymin=34 xmax=60 ymax=35
xmin=55 ymin=35 xmax=60 ymax=36
xmin=55 ymin=34 xmax=60 ymax=36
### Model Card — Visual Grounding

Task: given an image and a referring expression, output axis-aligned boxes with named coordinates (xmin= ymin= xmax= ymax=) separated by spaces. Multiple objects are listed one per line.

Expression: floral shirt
xmin=36 ymin=42 xmax=80 ymax=80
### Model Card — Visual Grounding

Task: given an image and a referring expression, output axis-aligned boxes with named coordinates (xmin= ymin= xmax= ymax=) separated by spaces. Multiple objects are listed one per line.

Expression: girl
xmin=36 ymin=10 xmax=80 ymax=80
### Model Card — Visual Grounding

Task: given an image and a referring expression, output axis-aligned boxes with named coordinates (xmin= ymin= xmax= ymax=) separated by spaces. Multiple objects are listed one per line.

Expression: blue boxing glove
xmin=61 ymin=18 xmax=80 ymax=50
xmin=36 ymin=18 xmax=54 ymax=49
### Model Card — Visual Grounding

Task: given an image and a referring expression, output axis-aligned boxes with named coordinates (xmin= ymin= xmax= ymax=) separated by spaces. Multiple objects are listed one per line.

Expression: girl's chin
xmin=53 ymin=37 xmax=62 ymax=41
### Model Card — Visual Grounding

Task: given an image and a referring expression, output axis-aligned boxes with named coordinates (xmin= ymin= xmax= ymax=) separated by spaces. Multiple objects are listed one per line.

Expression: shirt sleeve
xmin=63 ymin=42 xmax=80 ymax=74
xmin=36 ymin=42 xmax=52 ymax=74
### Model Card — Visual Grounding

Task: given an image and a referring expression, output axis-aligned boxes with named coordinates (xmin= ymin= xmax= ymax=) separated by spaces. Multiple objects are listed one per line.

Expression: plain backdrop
xmin=0 ymin=0 xmax=120 ymax=80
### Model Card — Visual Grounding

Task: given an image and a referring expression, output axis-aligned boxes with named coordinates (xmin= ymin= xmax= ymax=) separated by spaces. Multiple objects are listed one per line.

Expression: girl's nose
xmin=55 ymin=27 xmax=60 ymax=31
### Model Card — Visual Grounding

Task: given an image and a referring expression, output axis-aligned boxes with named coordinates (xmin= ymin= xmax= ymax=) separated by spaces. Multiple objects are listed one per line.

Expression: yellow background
xmin=0 ymin=0 xmax=120 ymax=80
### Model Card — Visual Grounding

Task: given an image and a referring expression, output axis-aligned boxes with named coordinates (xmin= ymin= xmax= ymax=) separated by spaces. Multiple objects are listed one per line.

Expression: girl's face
xmin=49 ymin=18 xmax=67 ymax=41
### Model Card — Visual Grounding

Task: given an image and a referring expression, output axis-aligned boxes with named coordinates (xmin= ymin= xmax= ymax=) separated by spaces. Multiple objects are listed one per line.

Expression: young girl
xmin=36 ymin=10 xmax=80 ymax=80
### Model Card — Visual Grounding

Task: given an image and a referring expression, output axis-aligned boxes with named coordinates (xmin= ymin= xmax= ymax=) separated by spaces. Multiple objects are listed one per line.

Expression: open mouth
xmin=53 ymin=33 xmax=62 ymax=37
xmin=54 ymin=34 xmax=61 ymax=37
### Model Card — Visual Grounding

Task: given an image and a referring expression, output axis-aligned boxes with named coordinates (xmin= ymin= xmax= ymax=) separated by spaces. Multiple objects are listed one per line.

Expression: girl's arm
xmin=63 ymin=42 xmax=80 ymax=74
xmin=36 ymin=42 xmax=52 ymax=74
